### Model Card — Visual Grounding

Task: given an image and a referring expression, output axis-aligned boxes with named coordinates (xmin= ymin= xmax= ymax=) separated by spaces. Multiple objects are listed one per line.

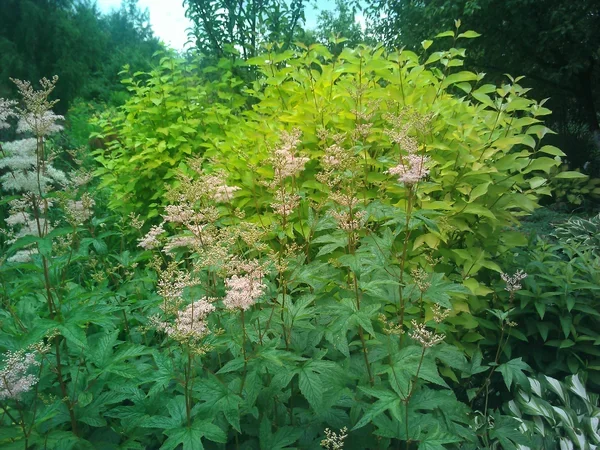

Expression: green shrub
xmin=496 ymin=233 xmax=600 ymax=388
xmin=92 ymin=51 xmax=246 ymax=218
xmin=199 ymin=32 xmax=565 ymax=343
xmin=2 ymin=27 xmax=579 ymax=449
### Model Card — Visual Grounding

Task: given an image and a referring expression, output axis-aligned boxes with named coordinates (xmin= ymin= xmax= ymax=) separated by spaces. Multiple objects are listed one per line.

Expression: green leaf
xmin=271 ymin=427 xmax=303 ymax=449
xmin=435 ymin=31 xmax=455 ymax=39
xmin=442 ymin=71 xmax=478 ymax=88
xmin=525 ymin=157 xmax=559 ymax=174
xmin=298 ymin=368 xmax=324 ymax=410
xmin=77 ymin=391 xmax=93 ymax=408
xmin=424 ymin=273 xmax=470 ymax=309
xmin=161 ymin=421 xmax=219 ymax=450
xmin=141 ymin=416 xmax=180 ymax=429
xmin=567 ymin=374 xmax=589 ymax=401
xmin=498 ymin=358 xmax=531 ymax=390
xmin=167 ymin=396 xmax=187 ymax=426
xmin=457 ymin=30 xmax=481 ymax=39
xmin=217 ymin=357 xmax=246 ymax=374
xmin=421 ymin=40 xmax=433 ymax=50
xmin=58 ymin=323 xmax=87 ymax=349
xmin=538 ymin=145 xmax=566 ymax=157
xmin=469 ymin=181 xmax=491 ymax=202
xmin=554 ymin=171 xmax=588 ymax=179
xmin=197 ymin=421 xmax=227 ymax=444
xmin=353 ymin=390 xmax=401 ymax=430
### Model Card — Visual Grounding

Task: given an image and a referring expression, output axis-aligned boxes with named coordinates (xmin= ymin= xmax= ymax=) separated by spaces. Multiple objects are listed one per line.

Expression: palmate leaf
xmin=193 ymin=375 xmax=242 ymax=432
xmin=389 ymin=345 xmax=450 ymax=389
xmin=88 ymin=329 xmax=119 ymax=367
xmin=149 ymin=351 xmax=176 ymax=396
xmin=498 ymin=357 xmax=532 ymax=390
xmin=354 ymin=386 xmax=403 ymax=430
xmin=160 ymin=420 xmax=227 ymax=450
xmin=160 ymin=425 xmax=204 ymax=450
xmin=417 ymin=425 xmax=463 ymax=450
xmin=372 ymin=412 xmax=407 ymax=440
xmin=295 ymin=358 xmax=348 ymax=415
xmin=488 ymin=414 xmax=532 ymax=450
xmin=259 ymin=417 xmax=303 ymax=450
xmin=423 ymin=273 xmax=470 ymax=309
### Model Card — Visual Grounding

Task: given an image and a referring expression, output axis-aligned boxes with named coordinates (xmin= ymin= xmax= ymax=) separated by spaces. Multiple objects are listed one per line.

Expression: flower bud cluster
xmin=410 ymin=320 xmax=445 ymax=348
xmin=501 ymin=270 xmax=528 ymax=293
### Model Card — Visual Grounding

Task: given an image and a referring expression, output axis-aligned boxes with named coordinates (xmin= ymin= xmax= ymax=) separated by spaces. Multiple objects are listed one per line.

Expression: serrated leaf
xmin=498 ymin=358 xmax=531 ymax=390
xmin=58 ymin=323 xmax=87 ymax=348
xmin=298 ymin=368 xmax=324 ymax=410
xmin=161 ymin=423 xmax=205 ymax=450
xmin=353 ymin=395 xmax=401 ymax=430
xmin=217 ymin=357 xmax=246 ymax=374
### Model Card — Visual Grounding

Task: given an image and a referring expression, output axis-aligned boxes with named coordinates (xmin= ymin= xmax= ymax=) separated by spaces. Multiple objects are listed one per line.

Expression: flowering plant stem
xmin=404 ymin=346 xmax=426 ymax=449
xmin=184 ymin=350 xmax=194 ymax=427
xmin=239 ymin=310 xmax=249 ymax=395
xmin=398 ymin=187 xmax=414 ymax=339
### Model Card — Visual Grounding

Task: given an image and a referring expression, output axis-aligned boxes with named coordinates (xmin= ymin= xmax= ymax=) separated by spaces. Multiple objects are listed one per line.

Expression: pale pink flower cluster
xmin=9 ymin=77 xmax=63 ymax=138
xmin=163 ymin=235 xmax=201 ymax=254
xmin=271 ymin=129 xmax=309 ymax=181
xmin=321 ymin=142 xmax=352 ymax=171
xmin=270 ymin=190 xmax=300 ymax=217
xmin=6 ymin=214 xmax=53 ymax=243
xmin=7 ymin=249 xmax=38 ymax=264
xmin=162 ymin=203 xmax=195 ymax=225
xmin=162 ymin=203 xmax=219 ymax=233
xmin=0 ymin=138 xmax=67 ymax=194
xmin=0 ymin=343 xmax=49 ymax=400
xmin=157 ymin=268 xmax=192 ymax=302
xmin=386 ymin=153 xmax=430 ymax=185
xmin=352 ymin=122 xmax=373 ymax=140
xmin=2 ymin=200 xmax=47 ymax=263
xmin=65 ymin=194 xmax=95 ymax=224
xmin=201 ymin=172 xmax=241 ymax=203
xmin=329 ymin=209 xmax=367 ymax=232
xmin=223 ymin=271 xmax=266 ymax=311
xmin=138 ymin=223 xmax=166 ymax=250
xmin=501 ymin=270 xmax=528 ymax=293
xmin=213 ymin=184 xmax=241 ymax=203
xmin=71 ymin=170 xmax=94 ymax=187
xmin=432 ymin=303 xmax=450 ymax=324
xmin=153 ymin=298 xmax=215 ymax=340
xmin=384 ymin=128 xmax=418 ymax=154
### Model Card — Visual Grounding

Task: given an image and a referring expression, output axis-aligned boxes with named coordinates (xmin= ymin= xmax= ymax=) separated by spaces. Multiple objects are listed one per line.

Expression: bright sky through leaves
xmin=96 ymin=0 xmax=357 ymax=50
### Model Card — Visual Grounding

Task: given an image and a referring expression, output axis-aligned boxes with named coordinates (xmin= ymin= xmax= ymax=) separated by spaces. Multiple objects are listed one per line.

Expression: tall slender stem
xmin=239 ymin=310 xmax=248 ymax=395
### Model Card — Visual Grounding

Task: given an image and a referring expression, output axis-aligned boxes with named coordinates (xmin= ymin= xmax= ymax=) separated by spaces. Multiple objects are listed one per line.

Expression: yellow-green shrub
xmin=205 ymin=35 xmax=563 ymax=295
xmin=92 ymin=51 xmax=246 ymax=218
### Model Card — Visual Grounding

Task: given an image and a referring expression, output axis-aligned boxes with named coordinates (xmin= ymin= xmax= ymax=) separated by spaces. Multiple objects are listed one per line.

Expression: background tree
xmin=365 ymin=0 xmax=600 ymax=172
xmin=314 ymin=0 xmax=369 ymax=54
xmin=0 ymin=0 xmax=161 ymax=115
xmin=183 ymin=0 xmax=306 ymax=61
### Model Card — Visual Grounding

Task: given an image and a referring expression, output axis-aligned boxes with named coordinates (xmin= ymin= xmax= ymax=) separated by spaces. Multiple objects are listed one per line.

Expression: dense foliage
xmin=1 ymin=3 xmax=600 ymax=450
xmin=364 ymin=0 xmax=600 ymax=173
